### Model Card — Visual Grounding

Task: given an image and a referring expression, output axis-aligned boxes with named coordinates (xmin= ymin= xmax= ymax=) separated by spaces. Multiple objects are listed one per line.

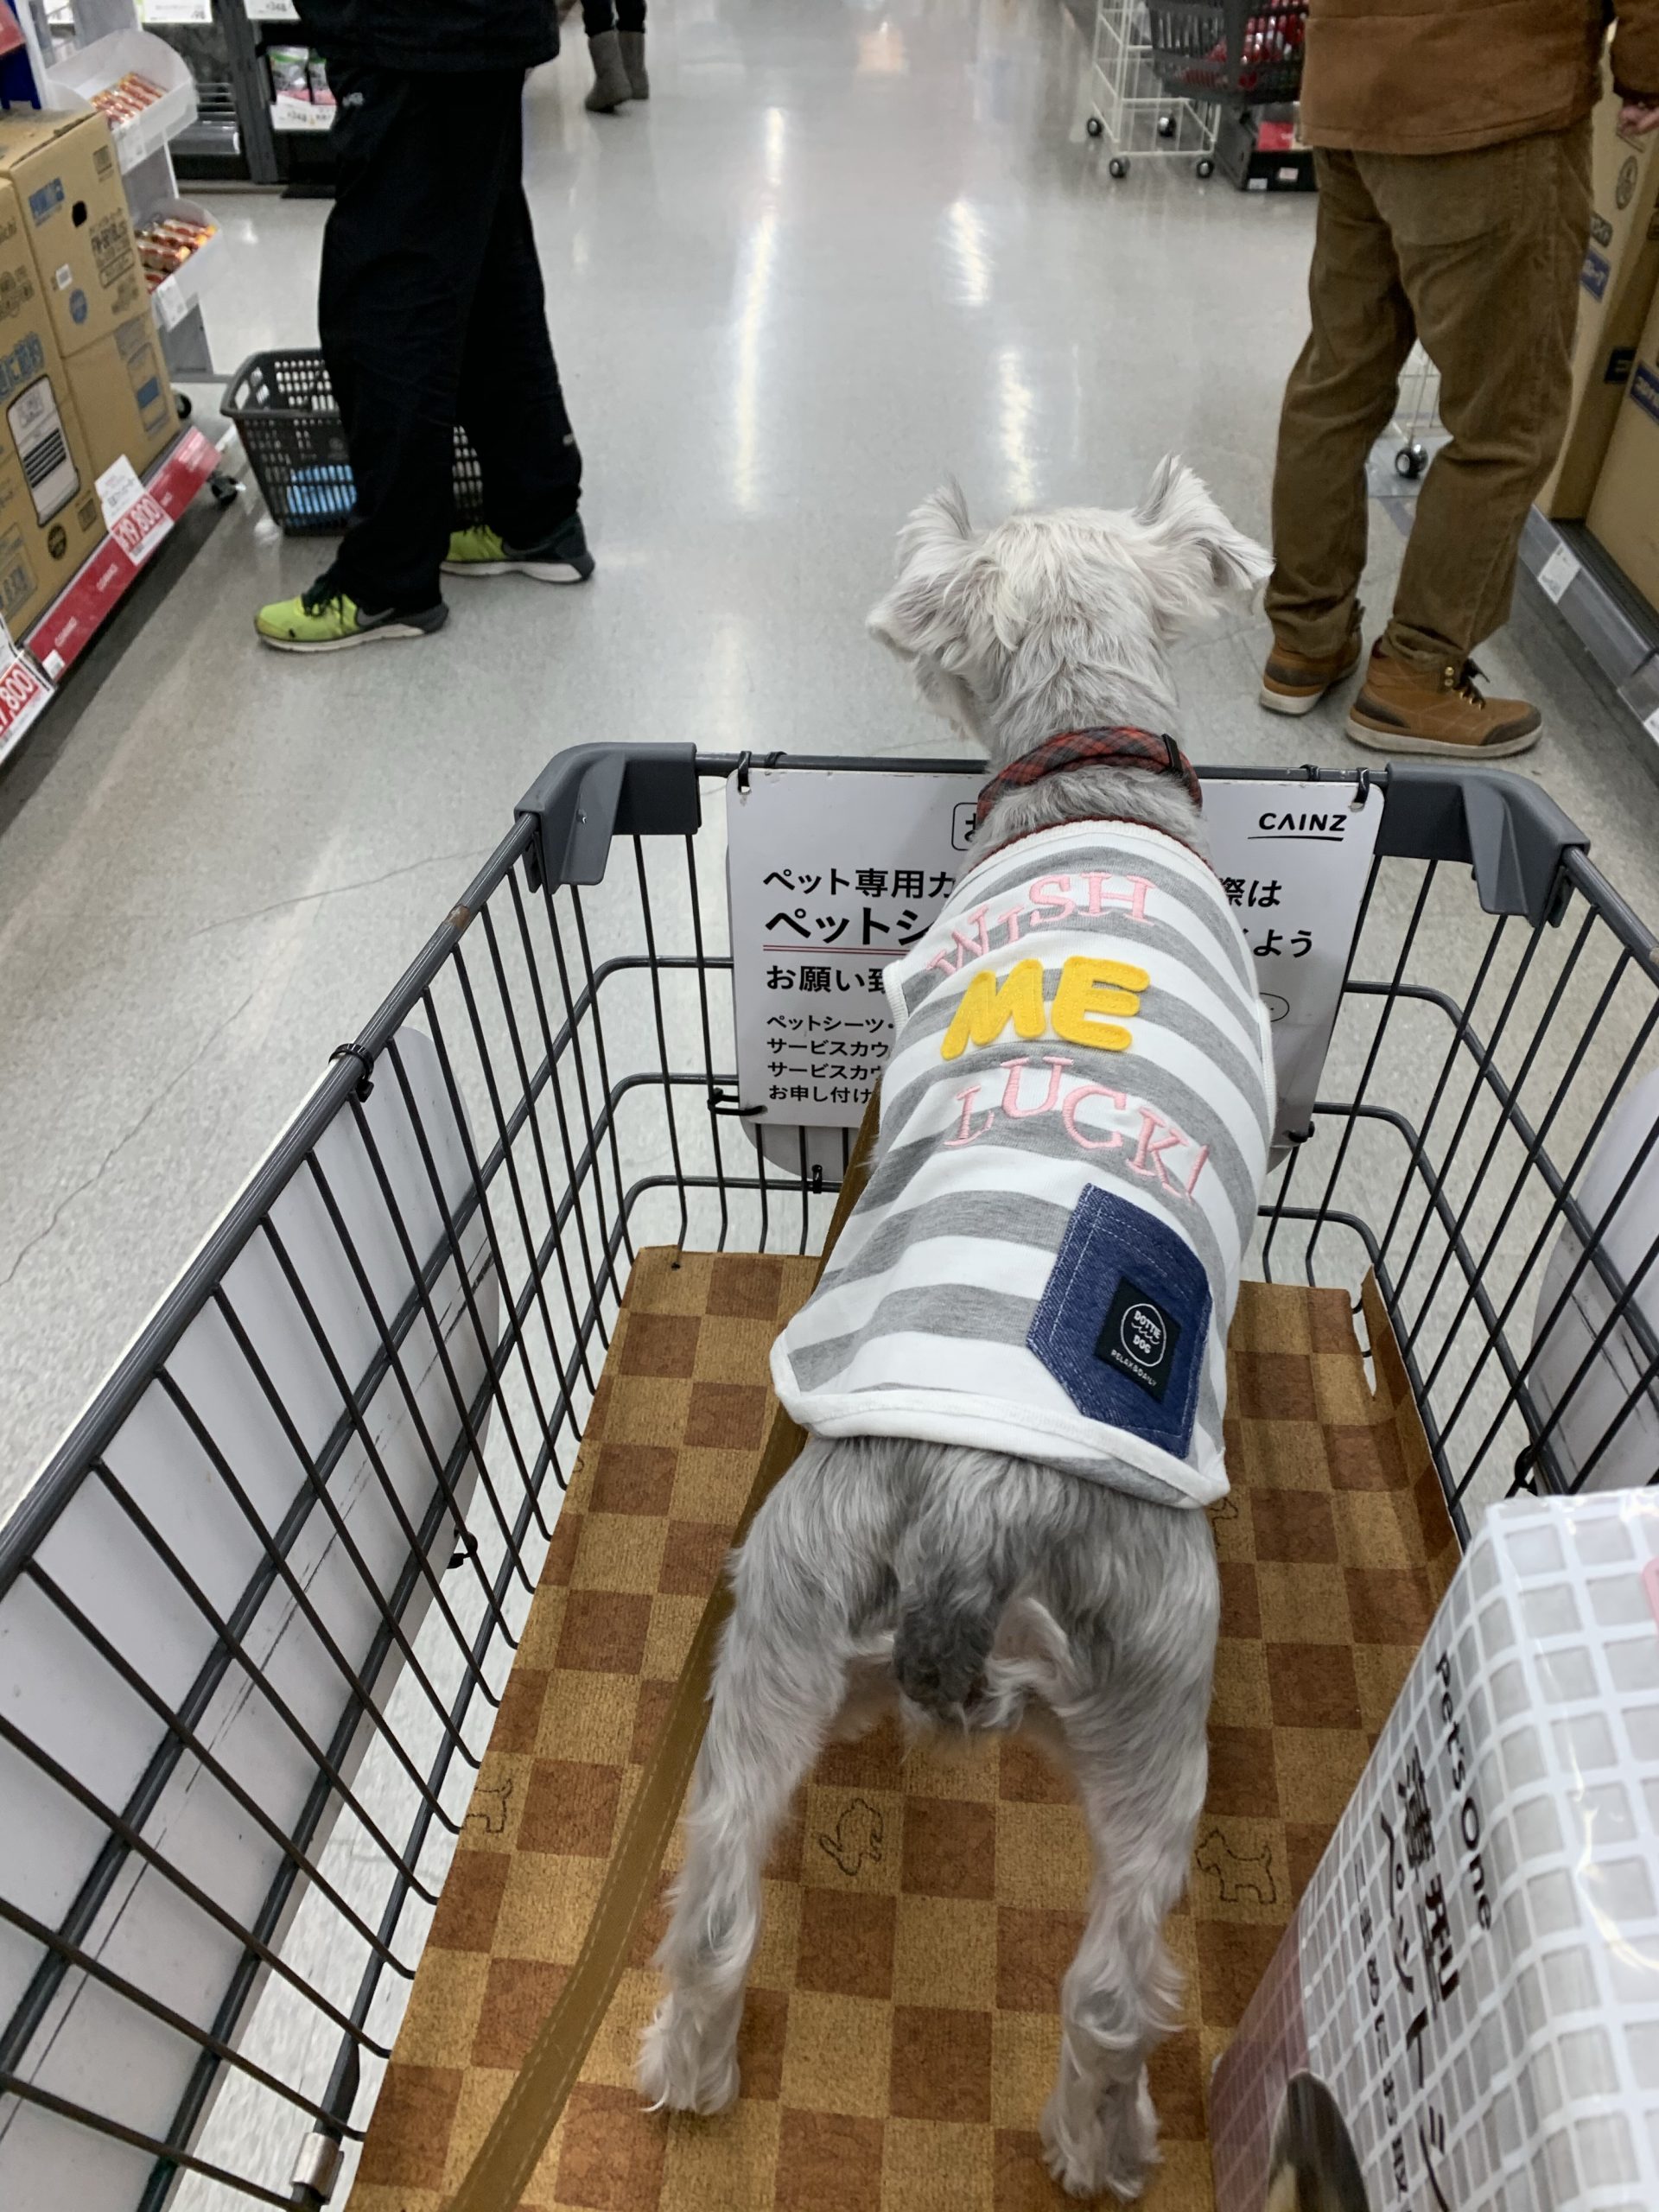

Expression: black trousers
xmin=581 ymin=0 xmax=645 ymax=33
xmin=319 ymin=67 xmax=582 ymax=610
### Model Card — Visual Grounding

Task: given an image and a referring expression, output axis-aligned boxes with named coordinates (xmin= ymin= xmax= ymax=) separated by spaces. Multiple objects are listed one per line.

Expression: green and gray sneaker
xmin=255 ymin=580 xmax=448 ymax=653
xmin=443 ymin=512 xmax=594 ymax=583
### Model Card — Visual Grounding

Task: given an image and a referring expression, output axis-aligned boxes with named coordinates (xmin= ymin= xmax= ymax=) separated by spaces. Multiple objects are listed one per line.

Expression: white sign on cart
xmin=727 ymin=767 xmax=1382 ymax=1154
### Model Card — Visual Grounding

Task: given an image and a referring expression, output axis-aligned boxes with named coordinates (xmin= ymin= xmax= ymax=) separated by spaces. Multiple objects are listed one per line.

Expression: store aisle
xmin=1 ymin=0 xmax=1656 ymax=1519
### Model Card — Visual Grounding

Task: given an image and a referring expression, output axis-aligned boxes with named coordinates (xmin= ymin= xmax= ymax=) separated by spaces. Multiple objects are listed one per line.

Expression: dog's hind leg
xmin=1040 ymin=1526 xmax=1217 ymax=2201
xmin=639 ymin=1437 xmax=897 ymax=2115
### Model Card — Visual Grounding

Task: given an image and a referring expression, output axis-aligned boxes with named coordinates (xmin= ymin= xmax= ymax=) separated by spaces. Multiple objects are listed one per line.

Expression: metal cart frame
xmin=3 ymin=747 xmax=1656 ymax=2210
xmin=1086 ymin=1 xmax=1218 ymax=179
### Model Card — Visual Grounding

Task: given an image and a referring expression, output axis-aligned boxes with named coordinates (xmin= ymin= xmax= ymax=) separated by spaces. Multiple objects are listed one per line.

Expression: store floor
xmin=2 ymin=0 xmax=1657 ymax=1523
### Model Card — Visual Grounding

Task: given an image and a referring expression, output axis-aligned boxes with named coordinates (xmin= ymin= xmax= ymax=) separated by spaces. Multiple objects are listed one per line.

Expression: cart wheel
xmin=1394 ymin=444 xmax=1424 ymax=480
xmin=1196 ymin=156 xmax=1216 ymax=178
xmin=1087 ymin=114 xmax=1103 ymax=138
xmin=175 ymin=391 xmax=194 ymax=421
xmin=1158 ymin=113 xmax=1176 ymax=137
xmin=1109 ymin=156 xmax=1128 ymax=178
xmin=209 ymin=470 xmax=242 ymax=509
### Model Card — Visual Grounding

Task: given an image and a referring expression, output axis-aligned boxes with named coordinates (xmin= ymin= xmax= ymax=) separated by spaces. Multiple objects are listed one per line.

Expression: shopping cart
xmin=2 ymin=746 xmax=1656 ymax=2209
xmin=1144 ymin=0 xmax=1308 ymax=104
xmin=1389 ymin=341 xmax=1445 ymax=482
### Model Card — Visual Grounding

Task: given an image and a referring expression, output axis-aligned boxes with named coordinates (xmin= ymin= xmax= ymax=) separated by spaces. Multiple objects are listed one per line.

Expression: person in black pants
xmin=258 ymin=0 xmax=592 ymax=653
xmin=582 ymin=0 xmax=647 ymax=113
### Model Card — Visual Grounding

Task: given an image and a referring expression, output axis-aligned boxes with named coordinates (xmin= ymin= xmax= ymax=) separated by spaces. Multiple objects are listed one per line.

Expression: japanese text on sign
xmin=727 ymin=770 xmax=1381 ymax=1142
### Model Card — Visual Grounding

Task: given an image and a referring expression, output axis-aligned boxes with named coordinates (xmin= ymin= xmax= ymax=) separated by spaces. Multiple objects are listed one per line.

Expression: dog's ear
xmin=1135 ymin=455 xmax=1271 ymax=603
xmin=868 ymin=483 xmax=979 ymax=661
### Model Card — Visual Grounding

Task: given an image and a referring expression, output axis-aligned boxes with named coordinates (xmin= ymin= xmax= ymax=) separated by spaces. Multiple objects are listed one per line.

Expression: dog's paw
xmin=1040 ymin=2072 xmax=1159 ymax=2202
xmin=637 ymin=1998 xmax=741 ymax=2117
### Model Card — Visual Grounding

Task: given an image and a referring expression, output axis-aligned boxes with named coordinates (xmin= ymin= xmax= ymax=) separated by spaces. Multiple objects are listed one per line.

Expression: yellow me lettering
xmin=940 ymin=956 xmax=1150 ymax=1061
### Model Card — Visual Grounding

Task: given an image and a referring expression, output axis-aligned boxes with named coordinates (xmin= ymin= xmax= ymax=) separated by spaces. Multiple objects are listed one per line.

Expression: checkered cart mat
xmin=346 ymin=1249 xmax=1456 ymax=2212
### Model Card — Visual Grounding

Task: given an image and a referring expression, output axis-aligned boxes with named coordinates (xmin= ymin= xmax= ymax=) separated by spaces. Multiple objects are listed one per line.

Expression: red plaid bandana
xmin=975 ymin=727 xmax=1203 ymax=829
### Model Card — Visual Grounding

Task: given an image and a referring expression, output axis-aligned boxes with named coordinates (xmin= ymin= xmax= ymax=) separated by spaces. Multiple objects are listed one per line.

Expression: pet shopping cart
xmin=2 ymin=747 xmax=1655 ymax=2210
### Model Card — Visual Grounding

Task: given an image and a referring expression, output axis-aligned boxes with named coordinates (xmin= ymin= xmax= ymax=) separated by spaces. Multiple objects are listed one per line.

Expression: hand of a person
xmin=1620 ymin=97 xmax=1659 ymax=135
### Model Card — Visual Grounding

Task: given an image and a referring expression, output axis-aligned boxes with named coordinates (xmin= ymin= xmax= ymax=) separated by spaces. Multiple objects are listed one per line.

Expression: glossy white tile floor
xmin=3 ymin=0 xmax=1659 ymax=1522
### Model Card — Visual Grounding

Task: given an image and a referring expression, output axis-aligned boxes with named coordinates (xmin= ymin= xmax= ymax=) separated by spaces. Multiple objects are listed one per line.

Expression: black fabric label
xmin=1096 ymin=1275 xmax=1181 ymax=1403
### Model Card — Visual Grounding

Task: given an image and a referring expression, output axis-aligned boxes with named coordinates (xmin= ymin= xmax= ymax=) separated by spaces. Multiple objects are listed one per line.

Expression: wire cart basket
xmin=1146 ymin=0 xmax=1308 ymax=103
xmin=1086 ymin=0 xmax=1218 ymax=179
xmin=223 ymin=350 xmax=487 ymax=537
xmin=2 ymin=746 xmax=1656 ymax=2209
xmin=1389 ymin=340 xmax=1446 ymax=482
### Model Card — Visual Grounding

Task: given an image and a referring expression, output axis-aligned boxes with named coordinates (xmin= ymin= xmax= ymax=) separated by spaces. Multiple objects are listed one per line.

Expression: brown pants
xmin=1265 ymin=123 xmax=1592 ymax=671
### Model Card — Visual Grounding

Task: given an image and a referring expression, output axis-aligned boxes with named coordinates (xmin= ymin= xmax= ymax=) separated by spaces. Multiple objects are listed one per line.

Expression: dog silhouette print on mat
xmin=467 ymin=1777 xmax=514 ymax=1836
xmin=817 ymin=1797 xmax=885 ymax=1876
xmin=1195 ymin=1824 xmax=1279 ymax=1905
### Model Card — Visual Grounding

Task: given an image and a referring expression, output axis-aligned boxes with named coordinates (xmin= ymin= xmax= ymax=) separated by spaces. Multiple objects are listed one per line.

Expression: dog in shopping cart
xmin=639 ymin=462 xmax=1276 ymax=2200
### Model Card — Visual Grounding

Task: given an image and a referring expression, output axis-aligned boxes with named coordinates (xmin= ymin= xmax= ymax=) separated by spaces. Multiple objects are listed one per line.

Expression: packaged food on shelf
xmin=45 ymin=29 xmax=197 ymax=173
xmin=267 ymin=44 xmax=309 ymax=99
xmin=88 ymin=71 xmax=167 ymax=129
xmin=135 ymin=210 xmax=217 ymax=289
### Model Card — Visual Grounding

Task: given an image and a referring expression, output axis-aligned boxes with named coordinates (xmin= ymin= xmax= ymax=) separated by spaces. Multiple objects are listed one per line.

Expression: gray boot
xmin=620 ymin=30 xmax=649 ymax=99
xmin=585 ymin=29 xmax=632 ymax=111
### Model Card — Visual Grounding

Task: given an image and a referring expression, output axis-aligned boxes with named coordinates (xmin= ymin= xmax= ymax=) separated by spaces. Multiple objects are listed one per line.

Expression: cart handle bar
xmin=515 ymin=745 xmax=1599 ymax=937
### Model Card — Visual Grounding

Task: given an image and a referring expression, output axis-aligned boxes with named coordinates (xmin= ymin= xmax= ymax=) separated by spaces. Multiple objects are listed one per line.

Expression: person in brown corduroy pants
xmin=1262 ymin=0 xmax=1659 ymax=758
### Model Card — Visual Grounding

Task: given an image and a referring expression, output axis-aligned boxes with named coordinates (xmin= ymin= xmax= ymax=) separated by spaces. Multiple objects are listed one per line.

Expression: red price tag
xmin=0 ymin=649 xmax=52 ymax=764
xmin=110 ymin=491 xmax=172 ymax=569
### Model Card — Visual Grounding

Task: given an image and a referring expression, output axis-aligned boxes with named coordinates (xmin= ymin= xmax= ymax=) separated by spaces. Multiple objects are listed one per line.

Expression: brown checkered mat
xmin=347 ymin=1253 xmax=1456 ymax=2212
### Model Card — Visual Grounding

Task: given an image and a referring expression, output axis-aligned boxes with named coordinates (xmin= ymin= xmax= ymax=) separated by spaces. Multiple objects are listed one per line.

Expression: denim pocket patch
xmin=1027 ymin=1186 xmax=1211 ymax=1458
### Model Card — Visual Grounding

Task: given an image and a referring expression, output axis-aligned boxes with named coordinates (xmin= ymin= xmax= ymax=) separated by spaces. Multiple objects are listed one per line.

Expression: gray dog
xmin=639 ymin=462 xmax=1275 ymax=2201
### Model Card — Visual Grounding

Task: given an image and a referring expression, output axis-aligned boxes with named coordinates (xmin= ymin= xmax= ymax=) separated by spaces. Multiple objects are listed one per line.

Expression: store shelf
xmin=270 ymin=97 xmax=333 ymax=133
xmin=47 ymin=28 xmax=198 ymax=174
xmin=138 ymin=196 xmax=223 ymax=334
xmin=24 ymin=427 xmax=221 ymax=686
xmin=1519 ymin=507 xmax=1659 ymax=759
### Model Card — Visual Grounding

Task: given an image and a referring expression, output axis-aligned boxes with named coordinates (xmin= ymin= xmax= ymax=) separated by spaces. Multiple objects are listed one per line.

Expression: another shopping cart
xmin=1 ymin=747 xmax=1655 ymax=2209
xmin=1087 ymin=2 xmax=1309 ymax=181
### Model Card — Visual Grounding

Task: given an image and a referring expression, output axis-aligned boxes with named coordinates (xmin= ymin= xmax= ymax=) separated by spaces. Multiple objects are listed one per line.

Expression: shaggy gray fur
xmin=639 ymin=462 xmax=1271 ymax=2202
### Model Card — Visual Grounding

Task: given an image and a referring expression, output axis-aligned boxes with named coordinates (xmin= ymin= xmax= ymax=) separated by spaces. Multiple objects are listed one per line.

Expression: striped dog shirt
xmin=771 ymin=819 xmax=1276 ymax=1507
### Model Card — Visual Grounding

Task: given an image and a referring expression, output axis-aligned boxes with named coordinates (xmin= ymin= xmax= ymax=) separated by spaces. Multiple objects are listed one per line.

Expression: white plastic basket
xmin=46 ymin=29 xmax=198 ymax=175
xmin=135 ymin=194 xmax=224 ymax=334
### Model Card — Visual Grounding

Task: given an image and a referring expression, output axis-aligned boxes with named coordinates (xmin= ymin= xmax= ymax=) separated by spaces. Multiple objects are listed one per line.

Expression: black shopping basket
xmin=1 ymin=747 xmax=1655 ymax=2208
xmin=222 ymin=350 xmax=487 ymax=537
xmin=1147 ymin=0 xmax=1309 ymax=104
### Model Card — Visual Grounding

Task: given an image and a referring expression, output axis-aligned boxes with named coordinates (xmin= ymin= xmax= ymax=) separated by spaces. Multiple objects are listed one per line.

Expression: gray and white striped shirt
xmin=771 ymin=820 xmax=1275 ymax=1506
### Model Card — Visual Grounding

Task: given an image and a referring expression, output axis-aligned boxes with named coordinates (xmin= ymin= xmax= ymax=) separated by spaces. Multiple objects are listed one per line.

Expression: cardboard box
xmin=1210 ymin=1489 xmax=1659 ymax=2212
xmin=0 ymin=108 xmax=175 ymax=493
xmin=65 ymin=315 xmax=175 ymax=483
xmin=1585 ymin=283 xmax=1659 ymax=613
xmin=0 ymin=107 xmax=145 ymax=361
xmin=1538 ymin=94 xmax=1659 ymax=520
xmin=0 ymin=180 xmax=105 ymax=638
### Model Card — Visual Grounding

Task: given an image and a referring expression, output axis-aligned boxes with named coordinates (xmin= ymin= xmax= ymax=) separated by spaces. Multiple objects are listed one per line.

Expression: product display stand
xmin=16 ymin=0 xmax=225 ymax=378
xmin=0 ymin=3 xmax=237 ymax=766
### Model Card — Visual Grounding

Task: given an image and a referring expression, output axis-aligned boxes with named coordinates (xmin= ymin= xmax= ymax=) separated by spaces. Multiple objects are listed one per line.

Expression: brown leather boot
xmin=1259 ymin=626 xmax=1363 ymax=716
xmin=1346 ymin=646 xmax=1541 ymax=758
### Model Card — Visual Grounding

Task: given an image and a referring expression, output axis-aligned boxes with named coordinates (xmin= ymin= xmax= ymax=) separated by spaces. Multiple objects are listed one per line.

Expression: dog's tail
xmin=888 ymin=1460 xmax=1084 ymax=1730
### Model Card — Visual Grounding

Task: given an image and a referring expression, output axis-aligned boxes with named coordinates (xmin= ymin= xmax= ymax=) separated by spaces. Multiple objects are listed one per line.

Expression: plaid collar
xmin=975 ymin=727 xmax=1202 ymax=829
